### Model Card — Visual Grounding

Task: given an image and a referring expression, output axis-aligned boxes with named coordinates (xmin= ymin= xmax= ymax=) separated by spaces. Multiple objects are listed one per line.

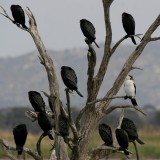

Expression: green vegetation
xmin=1 ymin=128 xmax=160 ymax=159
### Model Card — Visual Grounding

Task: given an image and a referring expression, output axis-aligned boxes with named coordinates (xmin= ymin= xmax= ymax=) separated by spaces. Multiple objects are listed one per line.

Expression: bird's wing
xmin=80 ymin=19 xmax=96 ymax=40
xmin=65 ymin=68 xmax=78 ymax=85
xmin=134 ymin=83 xmax=136 ymax=95
xmin=125 ymin=128 xmax=138 ymax=137
xmin=99 ymin=124 xmax=112 ymax=139
xmin=122 ymin=13 xmax=135 ymax=35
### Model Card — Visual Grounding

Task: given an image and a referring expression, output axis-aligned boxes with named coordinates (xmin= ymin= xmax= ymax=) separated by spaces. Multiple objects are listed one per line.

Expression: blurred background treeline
xmin=1 ymin=104 xmax=160 ymax=159
xmin=0 ymin=104 xmax=160 ymax=133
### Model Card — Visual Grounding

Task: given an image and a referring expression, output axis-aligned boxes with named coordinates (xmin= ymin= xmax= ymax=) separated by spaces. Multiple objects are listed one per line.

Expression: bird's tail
xmin=131 ymin=98 xmax=138 ymax=106
xmin=22 ymin=24 xmax=28 ymax=29
xmin=17 ymin=147 xmax=23 ymax=155
xmin=94 ymin=41 xmax=100 ymax=48
xmin=136 ymin=138 xmax=145 ymax=145
xmin=48 ymin=134 xmax=54 ymax=140
xmin=76 ymin=90 xmax=83 ymax=97
xmin=131 ymin=36 xmax=136 ymax=45
xmin=119 ymin=147 xmax=129 ymax=155
xmin=63 ymin=136 xmax=69 ymax=144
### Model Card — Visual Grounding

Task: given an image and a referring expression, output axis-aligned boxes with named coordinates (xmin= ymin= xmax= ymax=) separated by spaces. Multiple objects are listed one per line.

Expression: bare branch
xmin=104 ymin=105 xmax=146 ymax=116
xmin=0 ymin=144 xmax=17 ymax=160
xmin=25 ymin=110 xmax=38 ymax=122
xmin=65 ymin=88 xmax=72 ymax=122
xmin=36 ymin=132 xmax=49 ymax=156
xmin=117 ymin=109 xmax=124 ymax=129
xmin=88 ymin=96 xmax=125 ymax=105
xmin=134 ymin=34 xmax=143 ymax=41
xmin=90 ymin=145 xmax=131 ymax=160
xmin=0 ymin=6 xmax=14 ymax=22
xmin=26 ymin=7 xmax=37 ymax=27
xmin=111 ymin=36 xmax=126 ymax=54
xmin=150 ymin=37 xmax=160 ymax=41
xmin=93 ymin=0 xmax=113 ymax=97
xmin=133 ymin=141 xmax=139 ymax=160
xmin=0 ymin=138 xmax=42 ymax=160
xmin=86 ymin=43 xmax=96 ymax=100
xmin=75 ymin=105 xmax=86 ymax=131
xmin=65 ymin=88 xmax=79 ymax=140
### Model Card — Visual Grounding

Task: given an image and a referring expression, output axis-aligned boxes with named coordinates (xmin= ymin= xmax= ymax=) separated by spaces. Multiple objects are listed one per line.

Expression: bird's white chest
xmin=124 ymin=80 xmax=135 ymax=97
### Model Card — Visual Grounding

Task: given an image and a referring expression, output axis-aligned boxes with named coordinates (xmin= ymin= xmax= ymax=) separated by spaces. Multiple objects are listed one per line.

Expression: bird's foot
xmin=124 ymin=96 xmax=129 ymax=99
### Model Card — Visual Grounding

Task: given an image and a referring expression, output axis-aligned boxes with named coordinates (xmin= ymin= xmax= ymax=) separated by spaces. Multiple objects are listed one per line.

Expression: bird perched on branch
xmin=80 ymin=19 xmax=99 ymax=48
xmin=10 ymin=5 xmax=28 ymax=29
xmin=58 ymin=113 xmax=69 ymax=143
xmin=115 ymin=128 xmax=129 ymax=155
xmin=61 ymin=66 xmax=83 ymax=97
xmin=37 ymin=112 xmax=54 ymax=140
xmin=124 ymin=75 xmax=138 ymax=106
xmin=98 ymin=123 xmax=113 ymax=146
xmin=121 ymin=117 xmax=144 ymax=144
xmin=122 ymin=12 xmax=136 ymax=45
xmin=28 ymin=91 xmax=45 ymax=113
xmin=13 ymin=124 xmax=28 ymax=155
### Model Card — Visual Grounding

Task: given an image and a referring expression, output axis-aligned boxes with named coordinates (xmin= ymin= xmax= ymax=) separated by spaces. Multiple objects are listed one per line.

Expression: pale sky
xmin=0 ymin=0 xmax=160 ymax=57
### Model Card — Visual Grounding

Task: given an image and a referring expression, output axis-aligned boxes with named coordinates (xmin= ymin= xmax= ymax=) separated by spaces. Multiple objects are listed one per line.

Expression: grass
xmin=1 ymin=127 xmax=160 ymax=159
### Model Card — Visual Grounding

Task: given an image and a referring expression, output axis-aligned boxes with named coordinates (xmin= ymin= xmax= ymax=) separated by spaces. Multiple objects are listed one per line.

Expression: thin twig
xmin=65 ymin=88 xmax=79 ymax=140
xmin=88 ymin=96 xmax=125 ymax=105
xmin=111 ymin=36 xmax=126 ymax=54
xmin=0 ymin=6 xmax=14 ymax=22
xmin=0 ymin=144 xmax=17 ymax=160
xmin=75 ymin=105 xmax=86 ymax=131
xmin=133 ymin=141 xmax=139 ymax=160
xmin=90 ymin=145 xmax=131 ymax=159
xmin=25 ymin=110 xmax=38 ymax=122
xmin=150 ymin=37 xmax=160 ymax=41
xmin=65 ymin=88 xmax=72 ymax=122
xmin=0 ymin=138 xmax=42 ymax=160
xmin=36 ymin=132 xmax=48 ymax=156
xmin=133 ymin=34 xmax=143 ymax=41
xmin=104 ymin=105 xmax=146 ymax=116
xmin=117 ymin=109 xmax=124 ymax=129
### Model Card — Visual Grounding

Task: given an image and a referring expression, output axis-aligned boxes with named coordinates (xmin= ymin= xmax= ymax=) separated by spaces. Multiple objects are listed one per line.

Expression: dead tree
xmin=1 ymin=0 xmax=160 ymax=160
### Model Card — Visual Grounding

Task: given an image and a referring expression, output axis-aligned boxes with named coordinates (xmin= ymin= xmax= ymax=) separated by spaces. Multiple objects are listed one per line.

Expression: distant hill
xmin=0 ymin=42 xmax=160 ymax=108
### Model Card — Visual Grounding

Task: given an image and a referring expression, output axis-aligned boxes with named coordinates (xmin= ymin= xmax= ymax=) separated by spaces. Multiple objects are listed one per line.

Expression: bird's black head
xmin=61 ymin=66 xmax=73 ymax=71
xmin=122 ymin=12 xmax=131 ymax=18
xmin=14 ymin=124 xmax=27 ymax=130
xmin=10 ymin=4 xmax=22 ymax=10
xmin=128 ymin=75 xmax=134 ymax=80
xmin=80 ymin=19 xmax=86 ymax=22
xmin=61 ymin=66 xmax=67 ymax=70
xmin=28 ymin=91 xmax=40 ymax=96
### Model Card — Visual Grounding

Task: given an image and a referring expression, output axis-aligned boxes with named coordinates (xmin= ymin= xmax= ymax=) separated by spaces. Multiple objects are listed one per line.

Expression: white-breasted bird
xmin=124 ymin=75 xmax=138 ymax=106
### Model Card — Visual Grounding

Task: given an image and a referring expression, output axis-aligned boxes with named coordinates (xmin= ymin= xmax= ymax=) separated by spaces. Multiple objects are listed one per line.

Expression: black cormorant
xmin=37 ymin=112 xmax=54 ymax=140
xmin=10 ymin=5 xmax=28 ymax=29
xmin=28 ymin=91 xmax=45 ymax=113
xmin=13 ymin=124 xmax=28 ymax=155
xmin=58 ymin=113 xmax=69 ymax=143
xmin=61 ymin=66 xmax=83 ymax=97
xmin=121 ymin=117 xmax=144 ymax=144
xmin=115 ymin=128 xmax=129 ymax=155
xmin=80 ymin=19 xmax=99 ymax=48
xmin=98 ymin=123 xmax=113 ymax=146
xmin=122 ymin=12 xmax=136 ymax=45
